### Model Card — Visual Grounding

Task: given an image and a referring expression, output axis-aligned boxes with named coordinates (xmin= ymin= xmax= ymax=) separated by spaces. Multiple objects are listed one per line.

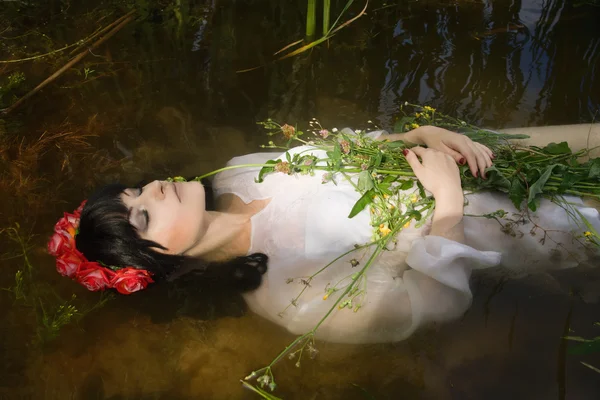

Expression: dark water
xmin=1 ymin=0 xmax=600 ymax=399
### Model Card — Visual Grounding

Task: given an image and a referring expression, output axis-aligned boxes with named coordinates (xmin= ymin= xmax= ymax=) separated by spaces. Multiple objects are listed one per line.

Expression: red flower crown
xmin=47 ymin=200 xmax=154 ymax=295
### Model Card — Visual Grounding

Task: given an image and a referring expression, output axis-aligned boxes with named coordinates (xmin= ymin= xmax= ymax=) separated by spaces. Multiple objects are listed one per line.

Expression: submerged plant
xmin=1 ymin=225 xmax=113 ymax=345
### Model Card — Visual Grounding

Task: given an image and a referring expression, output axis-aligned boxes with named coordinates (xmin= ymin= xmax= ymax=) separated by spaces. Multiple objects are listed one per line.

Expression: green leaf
xmin=399 ymin=180 xmax=414 ymax=191
xmin=255 ymin=160 xmax=278 ymax=183
xmin=285 ymin=152 xmax=291 ymax=163
xmin=558 ymin=171 xmax=582 ymax=193
xmin=326 ymin=143 xmax=342 ymax=169
xmin=527 ymin=164 xmax=559 ymax=211
xmin=378 ymin=183 xmax=393 ymax=195
xmin=384 ymin=140 xmax=407 ymax=148
xmin=382 ymin=175 xmax=398 ymax=184
xmin=348 ymin=189 xmax=375 ymax=218
xmin=542 ymin=142 xmax=572 ymax=155
xmin=567 ymin=338 xmax=600 ymax=355
xmin=357 ymin=170 xmax=374 ymax=191
xmin=509 ymin=178 xmax=527 ymax=209
xmin=408 ymin=209 xmax=422 ymax=221
xmin=371 ymin=151 xmax=383 ymax=168
xmin=392 ymin=116 xmax=415 ymax=133
xmin=588 ymin=158 xmax=600 ymax=179
xmin=477 ymin=166 xmax=511 ymax=192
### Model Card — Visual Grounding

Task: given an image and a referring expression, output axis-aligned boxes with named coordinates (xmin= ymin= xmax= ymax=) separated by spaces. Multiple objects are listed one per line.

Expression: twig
xmin=68 ymin=10 xmax=136 ymax=56
xmin=0 ymin=10 xmax=135 ymax=64
xmin=1 ymin=12 xmax=135 ymax=115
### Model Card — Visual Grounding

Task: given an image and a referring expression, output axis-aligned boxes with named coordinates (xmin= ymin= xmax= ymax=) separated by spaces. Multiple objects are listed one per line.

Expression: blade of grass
xmin=323 ymin=0 xmax=331 ymax=36
xmin=306 ymin=0 xmax=317 ymax=39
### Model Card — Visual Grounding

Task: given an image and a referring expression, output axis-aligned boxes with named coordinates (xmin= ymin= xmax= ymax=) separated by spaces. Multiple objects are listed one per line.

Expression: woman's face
xmin=120 ymin=180 xmax=208 ymax=255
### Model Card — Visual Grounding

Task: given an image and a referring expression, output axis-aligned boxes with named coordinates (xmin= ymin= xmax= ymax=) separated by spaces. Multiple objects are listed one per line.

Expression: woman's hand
xmin=404 ymin=147 xmax=462 ymax=199
xmin=384 ymin=126 xmax=494 ymax=178
xmin=405 ymin=146 xmax=465 ymax=241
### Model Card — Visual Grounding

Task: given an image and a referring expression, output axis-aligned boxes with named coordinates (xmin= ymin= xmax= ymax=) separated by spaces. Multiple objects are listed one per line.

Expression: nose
xmin=147 ymin=180 xmax=166 ymax=201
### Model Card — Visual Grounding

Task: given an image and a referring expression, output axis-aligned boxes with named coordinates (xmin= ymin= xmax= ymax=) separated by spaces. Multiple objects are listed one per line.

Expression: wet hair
xmin=75 ymin=182 xmax=267 ymax=292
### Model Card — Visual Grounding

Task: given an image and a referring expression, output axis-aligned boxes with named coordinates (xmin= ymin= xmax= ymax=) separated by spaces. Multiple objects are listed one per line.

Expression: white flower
xmin=332 ymin=127 xmax=338 ymax=132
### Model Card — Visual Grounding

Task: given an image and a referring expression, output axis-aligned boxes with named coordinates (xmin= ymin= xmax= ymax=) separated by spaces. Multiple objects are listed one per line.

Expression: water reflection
xmin=1 ymin=0 xmax=600 ymax=399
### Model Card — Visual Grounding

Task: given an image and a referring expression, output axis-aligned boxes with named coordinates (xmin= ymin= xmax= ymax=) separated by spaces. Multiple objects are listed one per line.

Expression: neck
xmin=185 ymin=211 xmax=251 ymax=262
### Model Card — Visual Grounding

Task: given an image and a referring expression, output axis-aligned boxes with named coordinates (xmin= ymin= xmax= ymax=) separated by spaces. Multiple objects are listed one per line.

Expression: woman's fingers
xmin=478 ymin=143 xmax=494 ymax=159
xmin=447 ymin=139 xmax=493 ymax=178
xmin=471 ymin=143 xmax=488 ymax=178
xmin=403 ymin=147 xmax=424 ymax=174
xmin=440 ymin=143 xmax=466 ymax=165
xmin=476 ymin=143 xmax=493 ymax=168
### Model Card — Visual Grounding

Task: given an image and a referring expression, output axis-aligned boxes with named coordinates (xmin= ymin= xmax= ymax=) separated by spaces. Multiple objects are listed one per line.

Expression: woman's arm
xmin=385 ymin=126 xmax=493 ymax=178
xmin=430 ymin=191 xmax=464 ymax=243
xmin=404 ymin=146 xmax=465 ymax=242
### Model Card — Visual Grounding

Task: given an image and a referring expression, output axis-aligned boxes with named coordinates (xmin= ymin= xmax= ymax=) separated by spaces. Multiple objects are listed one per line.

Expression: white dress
xmin=213 ymin=135 xmax=600 ymax=344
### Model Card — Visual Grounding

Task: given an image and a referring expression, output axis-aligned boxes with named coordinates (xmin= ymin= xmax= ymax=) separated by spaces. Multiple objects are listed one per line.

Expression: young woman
xmin=59 ymin=126 xmax=599 ymax=344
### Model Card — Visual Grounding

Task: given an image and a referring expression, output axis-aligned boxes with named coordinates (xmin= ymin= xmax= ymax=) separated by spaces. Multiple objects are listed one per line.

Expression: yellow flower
xmin=415 ymin=113 xmax=422 ymax=118
xmin=379 ymin=224 xmax=392 ymax=236
xmin=584 ymin=231 xmax=593 ymax=237
xmin=322 ymin=294 xmax=329 ymax=300
xmin=410 ymin=123 xmax=420 ymax=129
xmin=410 ymin=194 xmax=418 ymax=203
xmin=404 ymin=221 xmax=410 ymax=228
xmin=424 ymin=105 xmax=436 ymax=112
xmin=383 ymin=194 xmax=390 ymax=199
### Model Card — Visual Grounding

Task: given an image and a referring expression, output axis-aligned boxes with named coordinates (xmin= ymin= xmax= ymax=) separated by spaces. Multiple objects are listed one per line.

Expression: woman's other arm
xmin=384 ymin=125 xmax=493 ymax=178
xmin=404 ymin=146 xmax=465 ymax=242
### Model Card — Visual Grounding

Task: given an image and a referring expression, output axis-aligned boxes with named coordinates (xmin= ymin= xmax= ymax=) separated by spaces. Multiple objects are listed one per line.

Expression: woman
xmin=61 ymin=126 xmax=599 ymax=344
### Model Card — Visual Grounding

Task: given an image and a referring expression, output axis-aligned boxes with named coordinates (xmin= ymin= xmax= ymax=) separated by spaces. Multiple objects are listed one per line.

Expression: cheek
xmin=160 ymin=211 xmax=202 ymax=254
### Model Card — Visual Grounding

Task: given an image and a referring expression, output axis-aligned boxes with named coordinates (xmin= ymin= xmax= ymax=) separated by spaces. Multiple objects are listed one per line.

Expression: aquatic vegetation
xmin=238 ymin=0 xmax=368 ymax=72
xmin=0 ymin=71 xmax=26 ymax=109
xmin=1 ymin=225 xmax=113 ymax=345
xmin=565 ymin=325 xmax=600 ymax=374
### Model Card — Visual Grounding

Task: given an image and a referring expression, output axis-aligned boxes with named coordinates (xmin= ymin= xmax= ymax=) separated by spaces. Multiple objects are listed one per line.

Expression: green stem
xmin=323 ymin=0 xmax=331 ymax=36
xmin=306 ymin=0 xmax=317 ymax=40
xmin=194 ymin=163 xmax=274 ymax=180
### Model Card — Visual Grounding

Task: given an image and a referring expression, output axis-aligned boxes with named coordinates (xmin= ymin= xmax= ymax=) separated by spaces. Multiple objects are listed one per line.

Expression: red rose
xmin=56 ymin=250 xmax=84 ymax=277
xmin=63 ymin=212 xmax=79 ymax=226
xmin=53 ymin=217 xmax=77 ymax=252
xmin=76 ymin=263 xmax=114 ymax=291
xmin=74 ymin=200 xmax=87 ymax=217
xmin=110 ymin=268 xmax=154 ymax=295
xmin=48 ymin=231 xmax=67 ymax=256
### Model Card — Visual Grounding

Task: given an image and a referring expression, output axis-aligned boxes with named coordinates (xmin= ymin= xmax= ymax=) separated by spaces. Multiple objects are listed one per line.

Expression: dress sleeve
xmin=402 ymin=236 xmax=501 ymax=329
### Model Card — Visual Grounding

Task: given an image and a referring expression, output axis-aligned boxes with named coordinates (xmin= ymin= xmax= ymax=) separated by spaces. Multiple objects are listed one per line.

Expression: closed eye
xmin=128 ymin=185 xmax=149 ymax=230
xmin=142 ymin=209 xmax=150 ymax=227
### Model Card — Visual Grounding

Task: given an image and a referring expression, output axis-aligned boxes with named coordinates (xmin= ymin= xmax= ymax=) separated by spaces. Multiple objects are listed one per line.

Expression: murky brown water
xmin=1 ymin=0 xmax=600 ymax=399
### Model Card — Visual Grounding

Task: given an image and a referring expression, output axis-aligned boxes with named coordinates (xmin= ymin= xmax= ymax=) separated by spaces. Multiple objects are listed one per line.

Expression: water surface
xmin=1 ymin=0 xmax=600 ymax=398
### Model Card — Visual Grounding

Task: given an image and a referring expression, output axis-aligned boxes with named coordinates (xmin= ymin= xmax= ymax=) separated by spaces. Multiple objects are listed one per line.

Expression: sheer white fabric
xmin=213 ymin=135 xmax=600 ymax=344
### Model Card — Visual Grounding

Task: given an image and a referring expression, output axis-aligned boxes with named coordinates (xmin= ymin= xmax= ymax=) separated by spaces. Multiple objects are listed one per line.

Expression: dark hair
xmin=75 ymin=182 xmax=267 ymax=292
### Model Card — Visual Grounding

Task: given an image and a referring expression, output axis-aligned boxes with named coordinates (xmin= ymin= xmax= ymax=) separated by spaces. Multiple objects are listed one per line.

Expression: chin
xmin=184 ymin=181 xmax=206 ymax=206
